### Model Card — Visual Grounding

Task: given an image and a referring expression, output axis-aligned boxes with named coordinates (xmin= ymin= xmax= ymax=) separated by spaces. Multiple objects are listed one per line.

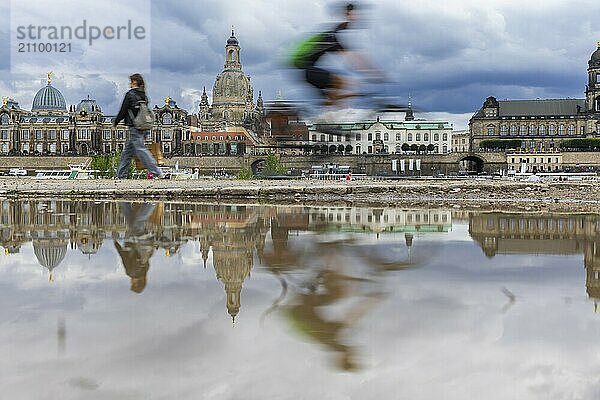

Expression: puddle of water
xmin=0 ymin=200 xmax=599 ymax=399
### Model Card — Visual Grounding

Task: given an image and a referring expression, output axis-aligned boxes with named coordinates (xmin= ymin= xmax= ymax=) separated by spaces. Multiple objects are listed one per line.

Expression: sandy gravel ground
xmin=0 ymin=176 xmax=598 ymax=212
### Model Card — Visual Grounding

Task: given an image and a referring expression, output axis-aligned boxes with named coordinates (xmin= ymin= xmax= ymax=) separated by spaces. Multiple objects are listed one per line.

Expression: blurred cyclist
xmin=290 ymin=3 xmax=381 ymax=107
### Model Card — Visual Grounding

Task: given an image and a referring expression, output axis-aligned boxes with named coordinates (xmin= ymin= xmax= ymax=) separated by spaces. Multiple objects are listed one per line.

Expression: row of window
xmin=312 ymin=132 xmax=450 ymax=142
xmin=488 ymin=124 xmax=582 ymax=136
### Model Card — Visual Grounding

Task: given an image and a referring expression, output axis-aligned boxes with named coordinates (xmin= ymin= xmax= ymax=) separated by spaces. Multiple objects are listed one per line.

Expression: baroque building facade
xmin=469 ymin=43 xmax=600 ymax=152
xmin=310 ymin=112 xmax=453 ymax=155
xmin=0 ymin=74 xmax=189 ymax=157
xmin=183 ymin=31 xmax=266 ymax=155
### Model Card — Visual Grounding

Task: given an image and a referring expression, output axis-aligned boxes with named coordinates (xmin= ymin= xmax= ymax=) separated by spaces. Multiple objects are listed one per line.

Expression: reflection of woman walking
xmin=114 ymin=73 xmax=162 ymax=179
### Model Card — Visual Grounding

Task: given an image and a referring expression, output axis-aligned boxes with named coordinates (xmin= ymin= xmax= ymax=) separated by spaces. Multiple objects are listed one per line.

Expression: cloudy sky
xmin=1 ymin=0 xmax=600 ymax=130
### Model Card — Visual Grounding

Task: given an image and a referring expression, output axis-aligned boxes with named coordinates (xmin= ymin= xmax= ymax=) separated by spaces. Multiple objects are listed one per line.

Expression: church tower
xmin=585 ymin=41 xmax=600 ymax=113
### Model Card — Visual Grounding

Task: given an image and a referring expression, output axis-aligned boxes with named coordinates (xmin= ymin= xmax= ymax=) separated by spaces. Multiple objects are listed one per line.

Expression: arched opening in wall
xmin=251 ymin=159 xmax=266 ymax=175
xmin=229 ymin=50 xmax=235 ymax=61
xmin=595 ymin=96 xmax=600 ymax=112
xmin=459 ymin=155 xmax=485 ymax=174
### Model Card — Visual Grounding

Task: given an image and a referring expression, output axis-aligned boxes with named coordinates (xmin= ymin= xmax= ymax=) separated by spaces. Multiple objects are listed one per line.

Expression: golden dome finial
xmin=597 ymin=41 xmax=600 ymax=48
xmin=164 ymin=96 xmax=170 ymax=105
xmin=49 ymin=271 xmax=53 ymax=282
xmin=2 ymin=97 xmax=7 ymax=107
xmin=47 ymin=71 xmax=53 ymax=85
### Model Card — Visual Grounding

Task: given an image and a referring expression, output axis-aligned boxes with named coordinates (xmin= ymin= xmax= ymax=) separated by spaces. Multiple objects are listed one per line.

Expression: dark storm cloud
xmin=2 ymin=0 xmax=600 ymax=121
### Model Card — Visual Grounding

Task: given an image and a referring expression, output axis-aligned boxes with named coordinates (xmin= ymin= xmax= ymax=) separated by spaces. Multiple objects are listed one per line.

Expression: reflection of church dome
xmin=33 ymin=239 xmax=68 ymax=279
xmin=76 ymin=96 xmax=101 ymax=114
xmin=32 ymin=83 xmax=67 ymax=111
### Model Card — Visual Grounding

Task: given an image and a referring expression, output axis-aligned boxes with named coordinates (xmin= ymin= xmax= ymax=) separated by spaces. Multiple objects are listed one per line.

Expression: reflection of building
xmin=308 ymin=207 xmax=451 ymax=234
xmin=469 ymin=212 xmax=600 ymax=301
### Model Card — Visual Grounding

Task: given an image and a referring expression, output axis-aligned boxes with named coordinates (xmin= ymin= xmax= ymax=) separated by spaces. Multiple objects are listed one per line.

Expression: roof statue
xmin=47 ymin=71 xmax=52 ymax=85
xmin=2 ymin=96 xmax=7 ymax=107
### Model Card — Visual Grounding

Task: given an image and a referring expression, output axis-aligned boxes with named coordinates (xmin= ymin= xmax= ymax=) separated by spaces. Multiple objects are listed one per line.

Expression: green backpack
xmin=289 ymin=32 xmax=330 ymax=69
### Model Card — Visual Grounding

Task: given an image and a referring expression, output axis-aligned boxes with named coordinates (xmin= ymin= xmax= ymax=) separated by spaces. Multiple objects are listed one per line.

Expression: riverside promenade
xmin=0 ymin=177 xmax=598 ymax=212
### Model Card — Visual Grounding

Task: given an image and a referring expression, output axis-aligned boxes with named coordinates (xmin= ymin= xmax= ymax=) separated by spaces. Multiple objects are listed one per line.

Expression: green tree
xmin=237 ymin=167 xmax=254 ymax=180
xmin=401 ymin=143 xmax=410 ymax=152
xmin=262 ymin=153 xmax=287 ymax=175
xmin=479 ymin=139 xmax=522 ymax=150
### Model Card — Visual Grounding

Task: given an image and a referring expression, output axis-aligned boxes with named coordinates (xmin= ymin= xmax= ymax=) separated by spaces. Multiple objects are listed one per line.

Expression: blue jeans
xmin=117 ymin=127 xmax=162 ymax=179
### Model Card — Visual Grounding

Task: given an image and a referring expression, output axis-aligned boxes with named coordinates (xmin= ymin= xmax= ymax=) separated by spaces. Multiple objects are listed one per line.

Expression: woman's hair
xmin=129 ymin=73 xmax=145 ymax=91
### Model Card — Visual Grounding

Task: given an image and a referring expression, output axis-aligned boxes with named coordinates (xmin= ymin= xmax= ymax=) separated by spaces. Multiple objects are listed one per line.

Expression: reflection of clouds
xmin=3 ymin=212 xmax=600 ymax=398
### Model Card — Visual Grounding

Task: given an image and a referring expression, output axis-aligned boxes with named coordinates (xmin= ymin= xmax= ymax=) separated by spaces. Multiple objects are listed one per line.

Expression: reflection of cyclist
xmin=292 ymin=3 xmax=379 ymax=106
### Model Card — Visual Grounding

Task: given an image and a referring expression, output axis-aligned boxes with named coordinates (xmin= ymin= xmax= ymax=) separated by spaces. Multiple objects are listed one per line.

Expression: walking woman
xmin=114 ymin=73 xmax=162 ymax=179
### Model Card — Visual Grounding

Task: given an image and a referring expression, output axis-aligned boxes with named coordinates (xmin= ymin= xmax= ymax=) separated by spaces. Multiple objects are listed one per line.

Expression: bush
xmin=237 ymin=167 xmax=254 ymax=180
xmin=479 ymin=139 xmax=522 ymax=150
xmin=559 ymin=138 xmax=600 ymax=150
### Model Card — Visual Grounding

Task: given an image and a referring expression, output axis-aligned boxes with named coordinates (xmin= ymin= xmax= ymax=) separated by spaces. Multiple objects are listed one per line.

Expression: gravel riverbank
xmin=0 ymin=177 xmax=598 ymax=212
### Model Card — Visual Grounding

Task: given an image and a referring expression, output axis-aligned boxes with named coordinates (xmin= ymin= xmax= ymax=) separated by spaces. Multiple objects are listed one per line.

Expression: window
xmin=443 ymin=133 xmax=447 ymax=141
xmin=510 ymin=125 xmax=517 ymax=135
xmin=568 ymin=124 xmax=575 ymax=135
xmin=48 ymin=129 xmax=56 ymax=140
xmin=519 ymin=125 xmax=526 ymax=135
xmin=367 ymin=145 xmax=372 ymax=153
xmin=384 ymin=132 xmax=389 ymax=141
xmin=375 ymin=132 xmax=381 ymax=140
xmin=35 ymin=130 xmax=43 ymax=140
xmin=328 ymin=134 xmax=333 ymax=141
xmin=408 ymin=133 xmax=412 ymax=141
xmin=103 ymin=129 xmax=111 ymax=140
xmin=396 ymin=133 xmax=402 ymax=141
xmin=424 ymin=133 xmax=429 ymax=141
xmin=22 ymin=129 xmax=29 ymax=140
xmin=0 ymin=114 xmax=9 ymax=125
xmin=49 ymin=143 xmax=56 ymax=154
xmin=312 ymin=134 xmax=317 ymax=141
xmin=1 ymin=143 xmax=8 ymax=154
xmin=62 ymin=130 xmax=69 ymax=140
xmin=539 ymin=125 xmax=546 ymax=135
xmin=356 ymin=146 xmax=361 ymax=154
xmin=580 ymin=126 xmax=585 ymax=135
xmin=345 ymin=134 xmax=350 ymax=142
xmin=22 ymin=143 xmax=29 ymax=152
xmin=549 ymin=125 xmax=556 ymax=135
xmin=442 ymin=145 xmax=447 ymax=153
xmin=500 ymin=125 xmax=508 ymax=136
xmin=78 ymin=129 xmax=90 ymax=140
xmin=320 ymin=134 xmax=325 ymax=141
xmin=162 ymin=113 xmax=172 ymax=125
xmin=0 ymin=130 xmax=7 ymax=140
xmin=558 ymin=125 xmax=565 ymax=135
xmin=368 ymin=133 xmax=373 ymax=141
xmin=529 ymin=125 xmax=536 ymax=135
xmin=434 ymin=133 xmax=439 ymax=141
xmin=356 ymin=133 xmax=361 ymax=141
xmin=163 ymin=130 xmax=172 ymax=140
xmin=416 ymin=133 xmax=421 ymax=141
